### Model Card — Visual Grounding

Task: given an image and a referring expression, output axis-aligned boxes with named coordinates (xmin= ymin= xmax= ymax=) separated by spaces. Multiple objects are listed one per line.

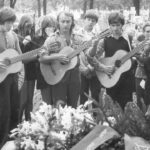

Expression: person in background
xmin=134 ymin=32 xmax=146 ymax=111
xmin=0 ymin=7 xmax=22 ymax=148
xmin=135 ymin=23 xmax=150 ymax=111
xmin=15 ymin=14 xmax=36 ymax=121
xmin=34 ymin=15 xmax=57 ymax=104
xmin=79 ymin=9 xmax=101 ymax=105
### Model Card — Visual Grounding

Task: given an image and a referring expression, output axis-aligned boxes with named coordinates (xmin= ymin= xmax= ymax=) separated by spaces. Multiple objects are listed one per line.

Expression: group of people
xmin=0 ymin=6 xmax=150 ymax=148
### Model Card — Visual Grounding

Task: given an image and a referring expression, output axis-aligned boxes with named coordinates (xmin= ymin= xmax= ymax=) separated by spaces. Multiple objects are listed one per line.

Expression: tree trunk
xmin=0 ymin=0 xmax=4 ymax=8
xmin=43 ymin=0 xmax=47 ymax=15
xmin=10 ymin=0 xmax=17 ymax=8
xmin=83 ymin=0 xmax=87 ymax=16
xmin=37 ymin=0 xmax=41 ymax=17
xmin=133 ymin=0 xmax=140 ymax=15
xmin=89 ymin=0 xmax=94 ymax=9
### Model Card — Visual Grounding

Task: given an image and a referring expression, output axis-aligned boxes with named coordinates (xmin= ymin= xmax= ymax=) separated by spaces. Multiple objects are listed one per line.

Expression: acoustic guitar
xmin=0 ymin=45 xmax=49 ymax=83
xmin=40 ymin=29 xmax=111 ymax=85
xmin=96 ymin=40 xmax=147 ymax=88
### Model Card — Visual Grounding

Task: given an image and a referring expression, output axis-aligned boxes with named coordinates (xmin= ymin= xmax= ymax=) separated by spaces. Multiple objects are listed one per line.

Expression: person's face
xmin=3 ymin=21 xmax=14 ymax=32
xmin=144 ymin=26 xmax=150 ymax=40
xmin=58 ymin=13 xmax=73 ymax=33
xmin=84 ymin=17 xmax=97 ymax=31
xmin=45 ymin=26 xmax=55 ymax=36
xmin=24 ymin=23 xmax=33 ymax=35
xmin=110 ymin=22 xmax=123 ymax=36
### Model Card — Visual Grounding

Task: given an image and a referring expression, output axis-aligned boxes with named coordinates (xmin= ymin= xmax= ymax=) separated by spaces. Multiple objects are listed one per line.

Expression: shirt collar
xmin=55 ymin=29 xmax=76 ymax=38
xmin=108 ymin=31 xmax=132 ymax=51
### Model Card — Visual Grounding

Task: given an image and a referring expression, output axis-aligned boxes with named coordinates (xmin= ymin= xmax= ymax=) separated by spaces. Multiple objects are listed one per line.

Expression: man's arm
xmin=38 ymin=36 xmax=69 ymax=64
xmin=86 ymin=39 xmax=105 ymax=71
xmin=136 ymin=43 xmax=150 ymax=63
xmin=86 ymin=38 xmax=115 ymax=75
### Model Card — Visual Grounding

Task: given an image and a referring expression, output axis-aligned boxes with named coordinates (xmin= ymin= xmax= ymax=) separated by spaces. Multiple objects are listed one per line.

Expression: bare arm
xmin=38 ymin=36 xmax=69 ymax=64
xmin=86 ymin=39 xmax=105 ymax=71
xmin=136 ymin=43 xmax=150 ymax=63
xmin=86 ymin=38 xmax=115 ymax=75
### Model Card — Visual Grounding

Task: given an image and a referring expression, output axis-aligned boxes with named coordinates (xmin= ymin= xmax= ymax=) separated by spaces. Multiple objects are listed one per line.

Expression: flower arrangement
xmin=6 ymin=91 xmax=150 ymax=150
xmin=10 ymin=102 xmax=96 ymax=150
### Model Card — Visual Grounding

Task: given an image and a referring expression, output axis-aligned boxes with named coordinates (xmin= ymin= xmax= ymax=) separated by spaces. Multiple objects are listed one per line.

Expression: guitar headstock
xmin=94 ymin=28 xmax=111 ymax=41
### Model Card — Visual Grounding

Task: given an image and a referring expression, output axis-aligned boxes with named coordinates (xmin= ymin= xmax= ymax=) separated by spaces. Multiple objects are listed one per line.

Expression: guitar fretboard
xmin=121 ymin=40 xmax=146 ymax=64
xmin=68 ymin=29 xmax=111 ymax=59
xmin=10 ymin=47 xmax=45 ymax=64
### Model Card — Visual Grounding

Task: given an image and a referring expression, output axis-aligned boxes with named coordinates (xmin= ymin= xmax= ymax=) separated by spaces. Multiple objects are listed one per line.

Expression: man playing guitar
xmin=87 ymin=12 xmax=134 ymax=109
xmin=0 ymin=7 xmax=22 ymax=148
xmin=38 ymin=11 xmax=84 ymax=108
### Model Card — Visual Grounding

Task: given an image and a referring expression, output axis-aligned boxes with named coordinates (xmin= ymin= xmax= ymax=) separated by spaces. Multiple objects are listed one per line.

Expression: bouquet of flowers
xmin=10 ymin=102 xmax=96 ymax=150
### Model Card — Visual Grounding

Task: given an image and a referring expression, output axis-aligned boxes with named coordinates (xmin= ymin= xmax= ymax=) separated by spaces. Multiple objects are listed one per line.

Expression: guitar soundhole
xmin=60 ymin=62 xmax=66 ymax=65
xmin=4 ymin=58 xmax=11 ymax=66
xmin=115 ymin=60 xmax=121 ymax=68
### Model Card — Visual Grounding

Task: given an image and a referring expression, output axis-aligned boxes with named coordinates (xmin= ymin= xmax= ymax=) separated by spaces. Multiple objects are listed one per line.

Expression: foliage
xmin=10 ymin=102 xmax=95 ymax=150
xmin=86 ymin=90 xmax=150 ymax=141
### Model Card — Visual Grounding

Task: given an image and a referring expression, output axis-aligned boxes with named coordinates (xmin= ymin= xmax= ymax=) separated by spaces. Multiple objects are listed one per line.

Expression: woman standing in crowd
xmin=15 ymin=14 xmax=37 ymax=121
xmin=34 ymin=15 xmax=57 ymax=105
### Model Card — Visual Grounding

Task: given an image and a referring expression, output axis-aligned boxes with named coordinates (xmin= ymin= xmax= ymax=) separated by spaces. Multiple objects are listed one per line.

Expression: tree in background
xmin=89 ymin=0 xmax=94 ymax=9
xmin=10 ymin=0 xmax=16 ymax=8
xmin=37 ymin=0 xmax=41 ymax=17
xmin=43 ymin=0 xmax=47 ymax=15
xmin=133 ymin=0 xmax=140 ymax=15
xmin=0 ymin=0 xmax=4 ymax=8
xmin=0 ymin=0 xmax=149 ymax=18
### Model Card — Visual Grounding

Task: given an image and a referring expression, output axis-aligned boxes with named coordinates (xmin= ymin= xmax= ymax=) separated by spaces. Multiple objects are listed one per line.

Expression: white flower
xmin=50 ymin=131 xmax=68 ymax=141
xmin=84 ymin=100 xmax=93 ymax=107
xmin=102 ymin=121 xmax=109 ymax=126
xmin=20 ymin=137 xmax=36 ymax=150
xmin=107 ymin=116 xmax=117 ymax=126
xmin=36 ymin=140 xmax=44 ymax=150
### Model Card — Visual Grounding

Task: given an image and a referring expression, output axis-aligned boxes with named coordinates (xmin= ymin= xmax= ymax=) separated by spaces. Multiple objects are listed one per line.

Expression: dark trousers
xmin=41 ymin=86 xmax=53 ymax=105
xmin=135 ymin=78 xmax=145 ymax=109
xmin=106 ymin=74 xmax=133 ymax=109
xmin=0 ymin=74 xmax=19 ymax=148
xmin=144 ymin=78 xmax=150 ymax=106
xmin=80 ymin=74 xmax=101 ymax=104
xmin=44 ymin=67 xmax=81 ymax=108
xmin=19 ymin=80 xmax=35 ymax=122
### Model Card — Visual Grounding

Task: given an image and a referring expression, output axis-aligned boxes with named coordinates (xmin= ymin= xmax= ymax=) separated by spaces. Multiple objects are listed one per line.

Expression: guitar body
xmin=40 ymin=46 xmax=78 ymax=85
xmin=0 ymin=49 xmax=23 ymax=83
xmin=96 ymin=50 xmax=132 ymax=88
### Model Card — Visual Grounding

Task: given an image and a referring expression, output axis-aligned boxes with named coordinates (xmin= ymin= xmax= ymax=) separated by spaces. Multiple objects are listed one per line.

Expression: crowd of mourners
xmin=0 ymin=6 xmax=150 ymax=148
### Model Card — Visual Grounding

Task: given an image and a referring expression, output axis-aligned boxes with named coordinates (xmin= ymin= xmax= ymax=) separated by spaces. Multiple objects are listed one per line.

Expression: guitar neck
xmin=11 ymin=47 xmax=44 ymax=64
xmin=121 ymin=41 xmax=145 ymax=64
xmin=68 ymin=30 xmax=110 ymax=59
xmin=68 ymin=40 xmax=92 ymax=59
